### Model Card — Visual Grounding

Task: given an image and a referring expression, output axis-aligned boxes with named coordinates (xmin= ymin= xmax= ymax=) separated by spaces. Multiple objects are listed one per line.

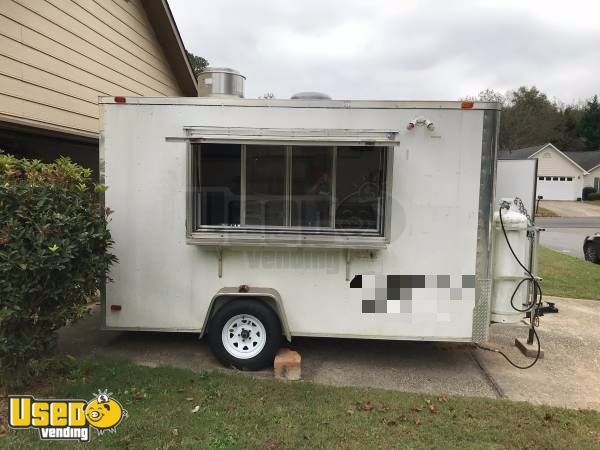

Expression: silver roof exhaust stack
xmin=197 ymin=67 xmax=245 ymax=98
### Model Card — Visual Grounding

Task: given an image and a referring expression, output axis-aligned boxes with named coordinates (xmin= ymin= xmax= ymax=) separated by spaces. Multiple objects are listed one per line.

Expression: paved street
xmin=536 ymin=217 xmax=600 ymax=228
xmin=535 ymin=217 xmax=599 ymax=259
xmin=539 ymin=227 xmax=597 ymax=259
xmin=59 ymin=298 xmax=600 ymax=411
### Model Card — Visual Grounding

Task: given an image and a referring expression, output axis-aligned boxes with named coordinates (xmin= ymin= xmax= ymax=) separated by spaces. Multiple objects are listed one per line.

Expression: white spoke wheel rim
xmin=221 ymin=314 xmax=267 ymax=359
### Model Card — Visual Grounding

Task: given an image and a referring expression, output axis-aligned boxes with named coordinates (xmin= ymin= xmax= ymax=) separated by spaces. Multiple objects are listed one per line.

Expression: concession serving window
xmin=185 ymin=127 xmax=397 ymax=248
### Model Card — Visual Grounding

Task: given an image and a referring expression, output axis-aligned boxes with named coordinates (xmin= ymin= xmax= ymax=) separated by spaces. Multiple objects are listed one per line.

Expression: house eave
xmin=141 ymin=0 xmax=198 ymax=97
xmin=586 ymin=164 xmax=600 ymax=173
xmin=528 ymin=143 xmax=587 ymax=174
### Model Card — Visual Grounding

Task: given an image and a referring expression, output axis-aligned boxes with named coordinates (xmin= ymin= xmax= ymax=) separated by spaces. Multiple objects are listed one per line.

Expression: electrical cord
xmin=476 ymin=201 xmax=543 ymax=369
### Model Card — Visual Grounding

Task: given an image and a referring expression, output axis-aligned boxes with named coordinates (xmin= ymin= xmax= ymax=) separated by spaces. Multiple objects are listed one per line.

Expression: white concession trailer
xmin=100 ymin=95 xmax=534 ymax=369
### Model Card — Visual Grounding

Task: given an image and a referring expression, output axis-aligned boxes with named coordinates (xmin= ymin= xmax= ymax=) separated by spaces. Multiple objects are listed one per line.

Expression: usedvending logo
xmin=8 ymin=389 xmax=127 ymax=442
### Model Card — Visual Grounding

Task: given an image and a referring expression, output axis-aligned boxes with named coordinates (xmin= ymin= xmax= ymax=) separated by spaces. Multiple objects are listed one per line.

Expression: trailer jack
xmin=526 ymin=301 xmax=559 ymax=319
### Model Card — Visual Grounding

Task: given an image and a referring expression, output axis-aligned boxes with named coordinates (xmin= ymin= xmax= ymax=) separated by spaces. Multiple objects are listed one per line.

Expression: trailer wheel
xmin=208 ymin=299 xmax=281 ymax=370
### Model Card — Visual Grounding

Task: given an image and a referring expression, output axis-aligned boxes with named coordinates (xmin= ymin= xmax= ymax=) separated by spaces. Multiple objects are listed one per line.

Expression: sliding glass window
xmin=198 ymin=143 xmax=241 ymax=226
xmin=291 ymin=146 xmax=333 ymax=228
xmin=194 ymin=143 xmax=387 ymax=235
xmin=335 ymin=147 xmax=383 ymax=230
xmin=245 ymin=145 xmax=286 ymax=226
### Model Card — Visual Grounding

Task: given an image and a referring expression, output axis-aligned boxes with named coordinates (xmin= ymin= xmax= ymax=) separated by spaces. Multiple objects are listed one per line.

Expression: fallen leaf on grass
xmin=414 ymin=416 xmax=422 ymax=426
xmin=191 ymin=405 xmax=200 ymax=413
xmin=346 ymin=409 xmax=354 ymax=416
xmin=410 ymin=405 xmax=423 ymax=413
xmin=437 ymin=396 xmax=448 ymax=403
xmin=209 ymin=390 xmax=223 ymax=399
xmin=170 ymin=428 xmax=178 ymax=437
xmin=427 ymin=403 xmax=436 ymax=414
xmin=385 ymin=416 xmax=406 ymax=427
xmin=132 ymin=391 xmax=146 ymax=400
xmin=185 ymin=397 xmax=194 ymax=401
xmin=357 ymin=401 xmax=374 ymax=411
xmin=265 ymin=439 xmax=279 ymax=450
xmin=377 ymin=405 xmax=390 ymax=413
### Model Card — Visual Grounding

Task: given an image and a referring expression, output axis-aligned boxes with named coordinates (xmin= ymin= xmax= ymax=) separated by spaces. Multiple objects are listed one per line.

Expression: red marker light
xmin=461 ymin=100 xmax=474 ymax=109
xmin=110 ymin=304 xmax=122 ymax=311
xmin=114 ymin=96 xmax=126 ymax=103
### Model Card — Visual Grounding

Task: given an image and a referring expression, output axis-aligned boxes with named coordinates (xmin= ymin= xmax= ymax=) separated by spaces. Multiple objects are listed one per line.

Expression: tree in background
xmin=580 ymin=95 xmax=600 ymax=150
xmin=473 ymin=88 xmax=508 ymax=106
xmin=559 ymin=105 xmax=587 ymax=151
xmin=186 ymin=50 xmax=209 ymax=78
xmin=499 ymin=86 xmax=563 ymax=150
xmin=469 ymin=86 xmax=600 ymax=151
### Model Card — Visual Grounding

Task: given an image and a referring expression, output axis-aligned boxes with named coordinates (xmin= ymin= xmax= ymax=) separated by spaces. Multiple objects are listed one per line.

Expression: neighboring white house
xmin=499 ymin=143 xmax=600 ymax=200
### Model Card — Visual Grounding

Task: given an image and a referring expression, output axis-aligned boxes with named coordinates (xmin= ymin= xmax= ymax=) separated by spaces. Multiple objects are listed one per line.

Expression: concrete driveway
xmin=541 ymin=200 xmax=600 ymax=218
xmin=59 ymin=298 xmax=600 ymax=411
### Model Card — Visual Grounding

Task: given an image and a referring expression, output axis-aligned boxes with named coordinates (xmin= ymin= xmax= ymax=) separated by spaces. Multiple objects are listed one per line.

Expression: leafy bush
xmin=587 ymin=192 xmax=600 ymax=201
xmin=582 ymin=186 xmax=597 ymax=200
xmin=0 ymin=152 xmax=116 ymax=386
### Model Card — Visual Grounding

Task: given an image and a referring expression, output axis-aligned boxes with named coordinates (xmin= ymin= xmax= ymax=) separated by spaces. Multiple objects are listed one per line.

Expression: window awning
xmin=182 ymin=126 xmax=399 ymax=146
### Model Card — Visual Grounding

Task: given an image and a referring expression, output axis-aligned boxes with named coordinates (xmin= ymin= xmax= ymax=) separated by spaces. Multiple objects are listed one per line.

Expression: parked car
xmin=583 ymin=233 xmax=600 ymax=263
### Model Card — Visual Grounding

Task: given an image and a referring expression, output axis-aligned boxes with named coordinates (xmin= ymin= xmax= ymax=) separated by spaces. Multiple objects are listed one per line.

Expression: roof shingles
xmin=563 ymin=150 xmax=600 ymax=171
xmin=498 ymin=145 xmax=545 ymax=161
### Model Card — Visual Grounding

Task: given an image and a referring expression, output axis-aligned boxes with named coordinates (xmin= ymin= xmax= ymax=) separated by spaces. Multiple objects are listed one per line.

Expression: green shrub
xmin=582 ymin=186 xmax=597 ymax=200
xmin=0 ymin=152 xmax=116 ymax=387
xmin=587 ymin=192 xmax=600 ymax=201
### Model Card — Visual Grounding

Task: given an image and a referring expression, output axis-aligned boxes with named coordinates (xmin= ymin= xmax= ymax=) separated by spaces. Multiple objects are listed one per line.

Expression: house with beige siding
xmin=499 ymin=143 xmax=600 ymax=200
xmin=0 ymin=0 xmax=197 ymax=176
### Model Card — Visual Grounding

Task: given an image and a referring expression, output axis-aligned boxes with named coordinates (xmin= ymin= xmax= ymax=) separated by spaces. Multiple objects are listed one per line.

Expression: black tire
xmin=208 ymin=299 xmax=281 ymax=370
xmin=584 ymin=242 xmax=600 ymax=264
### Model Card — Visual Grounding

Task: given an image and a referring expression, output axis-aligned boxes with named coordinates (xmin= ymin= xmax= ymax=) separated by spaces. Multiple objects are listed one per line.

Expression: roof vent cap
xmin=290 ymin=91 xmax=331 ymax=100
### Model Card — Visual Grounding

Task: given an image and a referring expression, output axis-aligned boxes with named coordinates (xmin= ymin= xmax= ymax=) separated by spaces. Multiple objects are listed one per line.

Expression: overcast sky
xmin=170 ymin=0 xmax=600 ymax=103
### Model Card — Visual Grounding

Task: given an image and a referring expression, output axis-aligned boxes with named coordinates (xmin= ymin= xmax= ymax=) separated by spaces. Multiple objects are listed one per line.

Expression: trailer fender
xmin=201 ymin=287 xmax=291 ymax=342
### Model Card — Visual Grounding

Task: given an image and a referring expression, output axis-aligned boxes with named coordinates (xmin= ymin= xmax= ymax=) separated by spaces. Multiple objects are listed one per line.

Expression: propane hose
xmin=476 ymin=200 xmax=542 ymax=369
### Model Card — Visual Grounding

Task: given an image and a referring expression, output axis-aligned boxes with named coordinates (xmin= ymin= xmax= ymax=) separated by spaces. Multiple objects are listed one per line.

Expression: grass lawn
xmin=535 ymin=206 xmax=558 ymax=217
xmin=3 ymin=358 xmax=600 ymax=449
xmin=538 ymin=246 xmax=600 ymax=300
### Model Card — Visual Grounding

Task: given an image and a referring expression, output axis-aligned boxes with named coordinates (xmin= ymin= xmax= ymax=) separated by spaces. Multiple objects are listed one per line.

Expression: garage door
xmin=536 ymin=176 xmax=576 ymax=200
